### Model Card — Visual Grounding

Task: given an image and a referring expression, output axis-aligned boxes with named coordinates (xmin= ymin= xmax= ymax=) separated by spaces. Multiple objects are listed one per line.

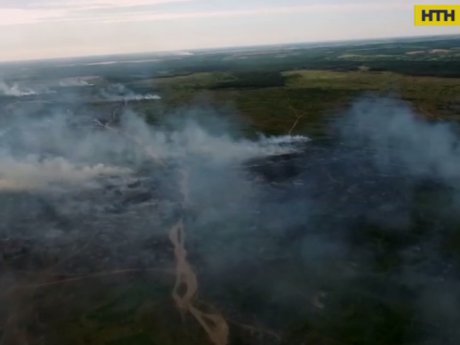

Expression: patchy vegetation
xmin=1 ymin=36 xmax=460 ymax=345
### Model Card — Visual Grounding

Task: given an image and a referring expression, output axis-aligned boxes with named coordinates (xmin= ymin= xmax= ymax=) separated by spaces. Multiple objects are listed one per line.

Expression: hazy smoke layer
xmin=1 ymin=94 xmax=460 ymax=345
xmin=101 ymin=84 xmax=161 ymax=102
xmin=58 ymin=76 xmax=99 ymax=87
xmin=0 ymin=105 xmax=309 ymax=193
xmin=336 ymin=97 xmax=460 ymax=344
xmin=0 ymin=80 xmax=37 ymax=97
xmin=340 ymin=98 xmax=460 ymax=184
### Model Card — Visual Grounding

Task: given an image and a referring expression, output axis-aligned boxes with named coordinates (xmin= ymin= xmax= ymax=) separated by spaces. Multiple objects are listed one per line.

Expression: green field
xmin=126 ymin=69 xmax=460 ymax=137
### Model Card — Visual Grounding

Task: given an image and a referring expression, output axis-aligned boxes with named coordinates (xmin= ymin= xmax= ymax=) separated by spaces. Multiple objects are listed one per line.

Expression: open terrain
xmin=1 ymin=35 xmax=460 ymax=345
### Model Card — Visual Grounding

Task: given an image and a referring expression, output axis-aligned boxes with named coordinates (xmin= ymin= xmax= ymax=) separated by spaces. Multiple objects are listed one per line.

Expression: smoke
xmin=0 ymin=99 xmax=309 ymax=195
xmin=0 ymin=80 xmax=37 ymax=97
xmin=0 ymin=156 xmax=130 ymax=192
xmin=336 ymin=97 xmax=460 ymax=344
xmin=100 ymin=83 xmax=161 ymax=102
xmin=0 ymin=92 xmax=313 ymax=345
xmin=58 ymin=77 xmax=98 ymax=87
xmin=1 ymin=89 xmax=460 ymax=344
xmin=339 ymin=97 xmax=460 ymax=185
xmin=134 ymin=120 xmax=309 ymax=162
xmin=0 ymin=79 xmax=59 ymax=98
xmin=179 ymin=97 xmax=460 ymax=342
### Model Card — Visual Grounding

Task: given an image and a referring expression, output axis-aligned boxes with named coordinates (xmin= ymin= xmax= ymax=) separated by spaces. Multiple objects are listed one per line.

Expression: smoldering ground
xmin=1 ymin=92 xmax=460 ymax=345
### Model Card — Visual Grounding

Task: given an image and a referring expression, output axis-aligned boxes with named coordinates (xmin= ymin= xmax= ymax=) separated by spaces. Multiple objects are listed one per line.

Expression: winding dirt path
xmin=78 ymin=121 xmax=228 ymax=344
xmin=168 ymin=170 xmax=229 ymax=345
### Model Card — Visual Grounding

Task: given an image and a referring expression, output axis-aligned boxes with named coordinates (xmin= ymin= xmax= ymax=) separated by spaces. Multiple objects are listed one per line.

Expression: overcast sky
xmin=0 ymin=0 xmax=459 ymax=61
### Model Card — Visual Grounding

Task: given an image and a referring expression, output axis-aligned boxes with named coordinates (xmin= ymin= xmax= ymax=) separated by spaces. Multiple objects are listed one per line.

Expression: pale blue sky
xmin=0 ymin=0 xmax=459 ymax=61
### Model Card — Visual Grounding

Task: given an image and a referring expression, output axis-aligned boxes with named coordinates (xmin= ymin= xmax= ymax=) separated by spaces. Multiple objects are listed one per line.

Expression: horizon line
xmin=1 ymin=32 xmax=459 ymax=65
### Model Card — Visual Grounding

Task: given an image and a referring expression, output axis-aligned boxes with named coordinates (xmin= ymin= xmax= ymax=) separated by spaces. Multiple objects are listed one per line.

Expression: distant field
xmin=129 ymin=69 xmax=460 ymax=137
xmin=2 ymin=36 xmax=458 ymax=139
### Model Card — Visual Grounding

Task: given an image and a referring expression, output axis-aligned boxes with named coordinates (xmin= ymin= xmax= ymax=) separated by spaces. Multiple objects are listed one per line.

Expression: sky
xmin=0 ymin=0 xmax=459 ymax=62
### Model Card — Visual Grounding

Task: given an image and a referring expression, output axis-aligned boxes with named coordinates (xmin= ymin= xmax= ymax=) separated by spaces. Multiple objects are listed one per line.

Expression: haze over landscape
xmin=1 ymin=1 xmax=460 ymax=345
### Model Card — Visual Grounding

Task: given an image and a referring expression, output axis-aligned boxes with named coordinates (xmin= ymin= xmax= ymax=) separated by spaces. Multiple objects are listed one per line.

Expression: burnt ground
xmin=1 ymin=137 xmax=460 ymax=345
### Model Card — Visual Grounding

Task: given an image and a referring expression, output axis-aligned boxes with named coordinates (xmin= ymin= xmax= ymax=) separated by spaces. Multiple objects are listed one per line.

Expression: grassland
xmin=128 ymin=69 xmax=460 ymax=137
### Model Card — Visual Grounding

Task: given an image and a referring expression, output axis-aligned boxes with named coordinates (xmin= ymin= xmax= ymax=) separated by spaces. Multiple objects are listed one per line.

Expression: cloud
xmin=4 ymin=0 xmax=460 ymax=26
xmin=0 ymin=0 xmax=192 ymax=25
xmin=1 ymin=0 xmax=190 ymax=9
xmin=0 ymin=8 xmax=63 ymax=25
xmin=95 ymin=3 xmax=410 ymax=24
xmin=0 ymin=1 xmax=410 ymax=26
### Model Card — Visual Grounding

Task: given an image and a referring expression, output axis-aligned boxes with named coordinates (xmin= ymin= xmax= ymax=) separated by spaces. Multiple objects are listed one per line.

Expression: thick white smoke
xmin=3 ymin=91 xmax=459 ymax=344
xmin=58 ymin=77 xmax=98 ymax=87
xmin=100 ymin=84 xmax=161 ymax=102
xmin=0 ymin=156 xmax=131 ymax=192
xmin=0 ymin=80 xmax=37 ymax=97
xmin=0 ymin=105 xmax=309 ymax=193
